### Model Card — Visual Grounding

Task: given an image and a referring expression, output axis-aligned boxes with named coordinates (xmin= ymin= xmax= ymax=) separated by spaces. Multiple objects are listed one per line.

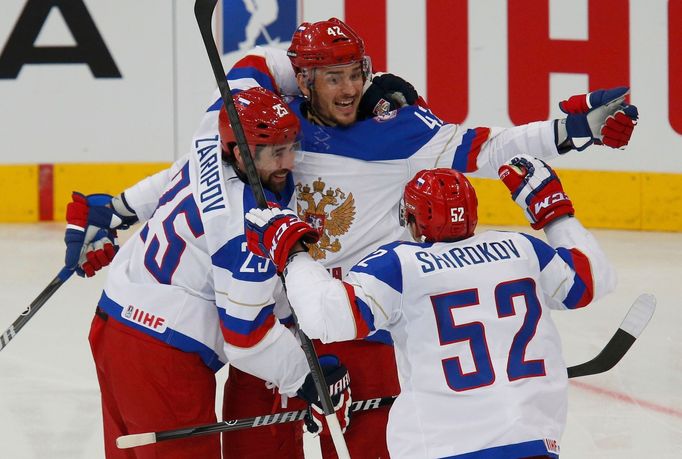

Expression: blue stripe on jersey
xmin=364 ymin=329 xmax=393 ymax=345
xmin=218 ymin=303 xmax=275 ymax=336
xmin=207 ymin=97 xmax=223 ymax=113
xmin=287 ymin=98 xmax=441 ymax=161
xmin=278 ymin=314 xmax=294 ymax=328
xmin=451 ymin=128 xmax=477 ymax=171
xmin=206 ymin=90 xmax=243 ymax=113
xmin=139 ymin=223 xmax=149 ymax=242
xmin=206 ymin=69 xmax=276 ymax=113
xmin=440 ymin=438 xmax=559 ymax=459
xmin=350 ymin=242 xmax=404 ymax=294
xmin=355 ymin=296 xmax=376 ymax=333
xmin=158 ymin=161 xmax=190 ymax=207
xmin=227 ymin=67 xmax=277 ymax=93
xmin=519 ymin=233 xmax=555 ymax=270
xmin=212 ymin=235 xmax=277 ymax=281
xmin=556 ymin=247 xmax=588 ymax=309
xmin=97 ymin=291 xmax=224 ymax=372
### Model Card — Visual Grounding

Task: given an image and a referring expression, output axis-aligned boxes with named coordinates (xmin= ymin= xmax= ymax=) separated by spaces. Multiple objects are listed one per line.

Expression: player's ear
xmin=408 ymin=221 xmax=422 ymax=242
xmin=296 ymin=72 xmax=311 ymax=98
xmin=232 ymin=145 xmax=246 ymax=170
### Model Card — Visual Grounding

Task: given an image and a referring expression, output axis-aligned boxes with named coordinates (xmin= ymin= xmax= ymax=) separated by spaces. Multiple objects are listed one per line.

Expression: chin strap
xmin=302 ymin=98 xmax=337 ymax=127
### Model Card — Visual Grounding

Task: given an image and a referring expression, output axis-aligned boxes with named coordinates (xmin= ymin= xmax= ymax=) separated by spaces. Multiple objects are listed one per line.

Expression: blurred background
xmin=1 ymin=0 xmax=680 ymax=457
xmin=0 ymin=0 xmax=680 ymax=228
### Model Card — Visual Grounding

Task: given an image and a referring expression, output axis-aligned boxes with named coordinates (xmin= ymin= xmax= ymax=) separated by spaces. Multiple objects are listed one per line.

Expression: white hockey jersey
xmin=115 ymin=45 xmax=566 ymax=367
xmin=99 ymin=133 xmax=308 ymax=396
xmin=202 ymin=48 xmax=561 ymax=347
xmin=284 ymin=218 xmax=616 ymax=459
xmin=220 ymin=47 xmax=562 ymax=278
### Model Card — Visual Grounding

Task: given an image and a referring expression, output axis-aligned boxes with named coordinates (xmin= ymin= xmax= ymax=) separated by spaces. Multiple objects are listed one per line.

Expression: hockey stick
xmin=117 ymin=395 xmax=396 ymax=449
xmin=193 ymin=1 xmax=350 ymax=457
xmin=117 ymin=294 xmax=655 ymax=449
xmin=0 ymin=267 xmax=74 ymax=352
xmin=567 ymin=293 xmax=655 ymax=378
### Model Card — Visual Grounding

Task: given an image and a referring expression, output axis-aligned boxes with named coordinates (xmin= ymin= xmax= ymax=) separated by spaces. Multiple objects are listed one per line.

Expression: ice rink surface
xmin=0 ymin=223 xmax=680 ymax=458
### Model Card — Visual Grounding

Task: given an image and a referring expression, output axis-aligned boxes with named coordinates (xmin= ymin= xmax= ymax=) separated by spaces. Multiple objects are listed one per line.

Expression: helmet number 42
xmin=327 ymin=26 xmax=346 ymax=37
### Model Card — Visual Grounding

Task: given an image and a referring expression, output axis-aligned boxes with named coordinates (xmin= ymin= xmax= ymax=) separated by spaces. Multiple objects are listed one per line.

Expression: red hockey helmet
xmin=287 ymin=18 xmax=369 ymax=74
xmin=218 ymin=87 xmax=300 ymax=152
xmin=402 ymin=169 xmax=478 ymax=242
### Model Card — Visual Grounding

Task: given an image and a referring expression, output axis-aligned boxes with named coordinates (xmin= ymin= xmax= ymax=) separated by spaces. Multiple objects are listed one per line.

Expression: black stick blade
xmin=567 ymin=293 xmax=655 ymax=378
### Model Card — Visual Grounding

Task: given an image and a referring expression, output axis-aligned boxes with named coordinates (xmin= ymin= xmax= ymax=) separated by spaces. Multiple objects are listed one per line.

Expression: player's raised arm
xmin=409 ymin=86 xmax=639 ymax=179
xmin=499 ymin=154 xmax=617 ymax=308
xmin=61 ymin=154 xmax=189 ymax=278
xmin=243 ymin=206 xmax=398 ymax=344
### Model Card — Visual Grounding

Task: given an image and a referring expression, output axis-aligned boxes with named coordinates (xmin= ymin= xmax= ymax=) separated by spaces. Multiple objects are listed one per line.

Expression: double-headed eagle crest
xmin=296 ymin=178 xmax=355 ymax=260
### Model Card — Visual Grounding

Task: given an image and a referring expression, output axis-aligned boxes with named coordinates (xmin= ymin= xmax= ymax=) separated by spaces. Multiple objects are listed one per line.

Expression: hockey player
xmin=63 ymin=87 xmax=351 ymax=458
xmin=66 ymin=17 xmax=638 ymax=459
xmin=212 ymin=17 xmax=638 ymax=459
xmin=244 ymin=156 xmax=617 ymax=459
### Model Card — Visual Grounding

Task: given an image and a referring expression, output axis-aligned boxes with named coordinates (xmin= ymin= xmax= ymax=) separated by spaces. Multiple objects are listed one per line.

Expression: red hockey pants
xmin=222 ymin=339 xmax=400 ymax=459
xmin=89 ymin=311 xmax=220 ymax=459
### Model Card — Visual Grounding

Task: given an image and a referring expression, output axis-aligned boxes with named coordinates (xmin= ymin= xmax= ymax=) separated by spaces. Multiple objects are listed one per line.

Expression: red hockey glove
xmin=359 ymin=72 xmax=419 ymax=118
xmin=558 ymin=86 xmax=639 ymax=151
xmin=80 ymin=228 xmax=119 ymax=277
xmin=297 ymin=355 xmax=352 ymax=438
xmin=65 ymin=192 xmax=134 ymax=277
xmin=245 ymin=206 xmax=319 ymax=274
xmin=498 ymin=154 xmax=574 ymax=230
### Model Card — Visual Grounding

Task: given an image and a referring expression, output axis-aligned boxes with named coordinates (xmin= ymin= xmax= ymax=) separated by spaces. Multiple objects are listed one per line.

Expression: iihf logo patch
xmin=121 ymin=305 xmax=167 ymax=332
xmin=221 ymin=0 xmax=300 ymax=54
xmin=543 ymin=438 xmax=560 ymax=455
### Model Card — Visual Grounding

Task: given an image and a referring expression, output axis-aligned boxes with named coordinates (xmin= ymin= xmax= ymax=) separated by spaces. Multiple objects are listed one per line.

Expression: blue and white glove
xmin=297 ymin=355 xmax=352 ymax=437
xmin=557 ymin=86 xmax=639 ymax=152
xmin=64 ymin=192 xmax=137 ymax=277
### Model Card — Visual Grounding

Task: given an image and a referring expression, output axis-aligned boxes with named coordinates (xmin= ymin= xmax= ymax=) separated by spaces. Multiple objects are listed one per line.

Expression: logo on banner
xmin=222 ymin=0 xmax=299 ymax=54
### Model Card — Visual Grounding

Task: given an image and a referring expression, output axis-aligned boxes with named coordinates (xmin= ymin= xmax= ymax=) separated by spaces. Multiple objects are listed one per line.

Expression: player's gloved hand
xmin=498 ymin=154 xmax=574 ymax=230
xmin=297 ymin=355 xmax=352 ymax=437
xmin=359 ymin=72 xmax=419 ymax=118
xmin=79 ymin=228 xmax=119 ymax=277
xmin=64 ymin=192 xmax=136 ymax=277
xmin=244 ymin=206 xmax=319 ymax=274
xmin=557 ymin=86 xmax=639 ymax=152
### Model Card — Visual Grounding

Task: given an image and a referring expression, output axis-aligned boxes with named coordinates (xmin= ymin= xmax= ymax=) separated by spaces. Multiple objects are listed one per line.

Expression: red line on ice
xmin=571 ymin=379 xmax=682 ymax=419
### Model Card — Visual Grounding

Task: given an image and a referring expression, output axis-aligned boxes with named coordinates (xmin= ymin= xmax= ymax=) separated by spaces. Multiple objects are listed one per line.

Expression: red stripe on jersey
xmin=466 ymin=127 xmax=491 ymax=172
xmin=342 ymin=281 xmax=370 ymax=339
xmin=233 ymin=54 xmax=279 ymax=93
xmin=569 ymin=248 xmax=594 ymax=308
xmin=221 ymin=313 xmax=276 ymax=348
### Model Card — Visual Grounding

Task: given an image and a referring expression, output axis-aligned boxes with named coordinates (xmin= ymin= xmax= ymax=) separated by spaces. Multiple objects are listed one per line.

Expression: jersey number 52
xmin=431 ymin=278 xmax=545 ymax=392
